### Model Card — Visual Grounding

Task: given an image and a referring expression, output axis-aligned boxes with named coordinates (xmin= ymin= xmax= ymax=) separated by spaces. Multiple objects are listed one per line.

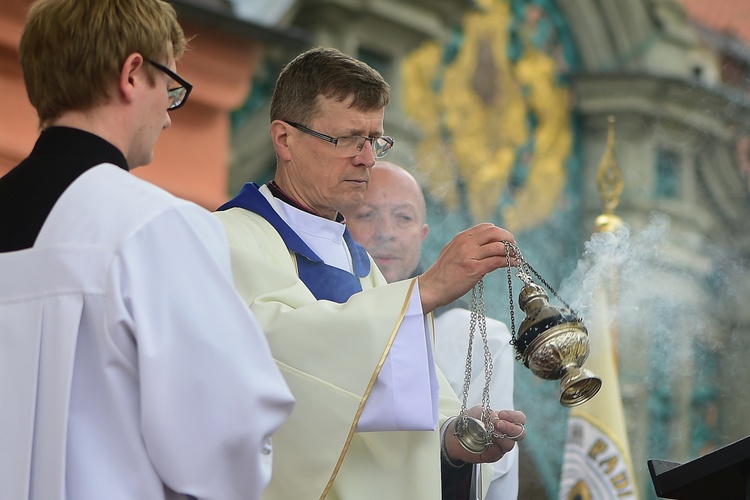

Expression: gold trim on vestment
xmin=319 ymin=277 xmax=419 ymax=499
xmin=291 ymin=252 xmax=299 ymax=275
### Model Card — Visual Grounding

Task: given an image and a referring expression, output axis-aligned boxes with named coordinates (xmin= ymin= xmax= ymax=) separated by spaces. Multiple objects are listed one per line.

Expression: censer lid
xmin=514 ymin=283 xmax=584 ymax=360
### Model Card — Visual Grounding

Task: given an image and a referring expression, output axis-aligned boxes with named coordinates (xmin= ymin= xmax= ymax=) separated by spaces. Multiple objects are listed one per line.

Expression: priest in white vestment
xmin=215 ymin=47 xmax=526 ymax=500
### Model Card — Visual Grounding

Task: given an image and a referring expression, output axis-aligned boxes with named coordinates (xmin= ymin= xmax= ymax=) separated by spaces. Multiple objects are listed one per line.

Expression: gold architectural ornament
xmin=593 ymin=115 xmax=625 ymax=367
xmin=401 ymin=0 xmax=573 ymax=230
xmin=594 ymin=116 xmax=625 ymax=234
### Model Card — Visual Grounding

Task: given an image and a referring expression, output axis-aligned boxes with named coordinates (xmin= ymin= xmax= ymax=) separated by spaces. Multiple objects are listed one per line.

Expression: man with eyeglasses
xmin=0 ymin=1 xmax=293 ymax=499
xmin=215 ymin=47 xmax=525 ymax=500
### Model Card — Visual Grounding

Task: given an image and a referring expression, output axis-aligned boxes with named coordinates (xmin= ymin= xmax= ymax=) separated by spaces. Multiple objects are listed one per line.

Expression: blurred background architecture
xmin=0 ymin=0 xmax=309 ymax=208
xmin=3 ymin=0 xmax=750 ymax=498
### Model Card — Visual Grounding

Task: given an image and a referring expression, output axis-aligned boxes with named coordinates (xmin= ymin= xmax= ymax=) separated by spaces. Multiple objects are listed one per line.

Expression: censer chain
xmin=459 ymin=241 xmax=576 ymax=433
xmin=459 ymin=279 xmax=495 ymax=433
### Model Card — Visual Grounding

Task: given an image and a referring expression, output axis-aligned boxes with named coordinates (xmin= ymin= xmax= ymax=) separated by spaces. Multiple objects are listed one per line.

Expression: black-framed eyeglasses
xmin=148 ymin=60 xmax=193 ymax=111
xmin=285 ymin=121 xmax=394 ymax=159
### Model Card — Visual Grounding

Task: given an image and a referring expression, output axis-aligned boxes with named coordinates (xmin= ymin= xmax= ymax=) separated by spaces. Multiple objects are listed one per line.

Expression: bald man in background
xmin=344 ymin=161 xmax=520 ymax=499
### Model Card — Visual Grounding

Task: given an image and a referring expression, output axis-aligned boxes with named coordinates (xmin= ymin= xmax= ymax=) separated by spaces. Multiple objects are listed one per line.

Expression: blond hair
xmin=20 ymin=0 xmax=186 ymax=124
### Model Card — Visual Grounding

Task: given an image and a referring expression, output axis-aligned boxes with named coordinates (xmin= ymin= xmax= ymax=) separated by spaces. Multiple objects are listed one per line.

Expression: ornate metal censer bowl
xmin=503 ymin=241 xmax=601 ymax=407
xmin=514 ymin=281 xmax=602 ymax=407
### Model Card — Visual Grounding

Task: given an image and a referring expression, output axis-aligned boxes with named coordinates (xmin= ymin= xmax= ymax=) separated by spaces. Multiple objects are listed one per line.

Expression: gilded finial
xmin=595 ymin=116 xmax=624 ymax=233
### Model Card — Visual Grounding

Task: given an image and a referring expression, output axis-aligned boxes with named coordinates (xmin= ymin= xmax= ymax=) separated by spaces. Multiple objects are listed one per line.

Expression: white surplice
xmin=0 ymin=165 xmax=294 ymax=500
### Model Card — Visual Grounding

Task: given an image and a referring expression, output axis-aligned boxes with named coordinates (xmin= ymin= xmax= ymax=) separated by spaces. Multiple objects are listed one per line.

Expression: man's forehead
xmin=316 ymin=96 xmax=383 ymax=119
xmin=363 ymin=199 xmax=419 ymax=213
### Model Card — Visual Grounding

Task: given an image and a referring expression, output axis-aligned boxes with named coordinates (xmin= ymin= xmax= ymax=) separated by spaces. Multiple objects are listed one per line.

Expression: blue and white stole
xmin=217 ymin=183 xmax=371 ymax=303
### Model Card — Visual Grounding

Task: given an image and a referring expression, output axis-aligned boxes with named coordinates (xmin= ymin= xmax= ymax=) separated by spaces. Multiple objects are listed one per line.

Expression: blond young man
xmin=0 ymin=1 xmax=293 ymax=499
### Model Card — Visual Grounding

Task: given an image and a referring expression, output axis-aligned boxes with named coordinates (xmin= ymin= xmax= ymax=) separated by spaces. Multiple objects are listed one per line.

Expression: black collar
xmin=0 ymin=126 xmax=129 ymax=251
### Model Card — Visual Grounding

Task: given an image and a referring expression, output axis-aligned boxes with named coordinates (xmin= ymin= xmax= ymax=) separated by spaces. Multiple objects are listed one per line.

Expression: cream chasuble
xmin=216 ymin=183 xmax=493 ymax=499
xmin=264 ymin=185 xmax=438 ymax=431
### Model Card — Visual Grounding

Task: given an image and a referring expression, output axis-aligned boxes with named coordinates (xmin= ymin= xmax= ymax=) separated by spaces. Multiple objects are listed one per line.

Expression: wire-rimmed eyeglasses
xmin=285 ymin=121 xmax=394 ymax=159
xmin=148 ymin=60 xmax=193 ymax=111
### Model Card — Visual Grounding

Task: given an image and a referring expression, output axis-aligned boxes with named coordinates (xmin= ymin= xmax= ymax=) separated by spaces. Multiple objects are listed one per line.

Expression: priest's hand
xmin=418 ymin=223 xmax=516 ymax=314
xmin=442 ymin=408 xmax=526 ymax=465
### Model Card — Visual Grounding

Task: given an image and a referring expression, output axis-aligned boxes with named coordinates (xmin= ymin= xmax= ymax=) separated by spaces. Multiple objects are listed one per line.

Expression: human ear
xmin=270 ymin=120 xmax=293 ymax=162
xmin=119 ymin=53 xmax=145 ymax=105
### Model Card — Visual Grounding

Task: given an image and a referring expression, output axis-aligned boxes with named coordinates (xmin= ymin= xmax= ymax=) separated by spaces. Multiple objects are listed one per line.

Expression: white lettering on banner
xmin=559 ymin=417 xmax=635 ymax=499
